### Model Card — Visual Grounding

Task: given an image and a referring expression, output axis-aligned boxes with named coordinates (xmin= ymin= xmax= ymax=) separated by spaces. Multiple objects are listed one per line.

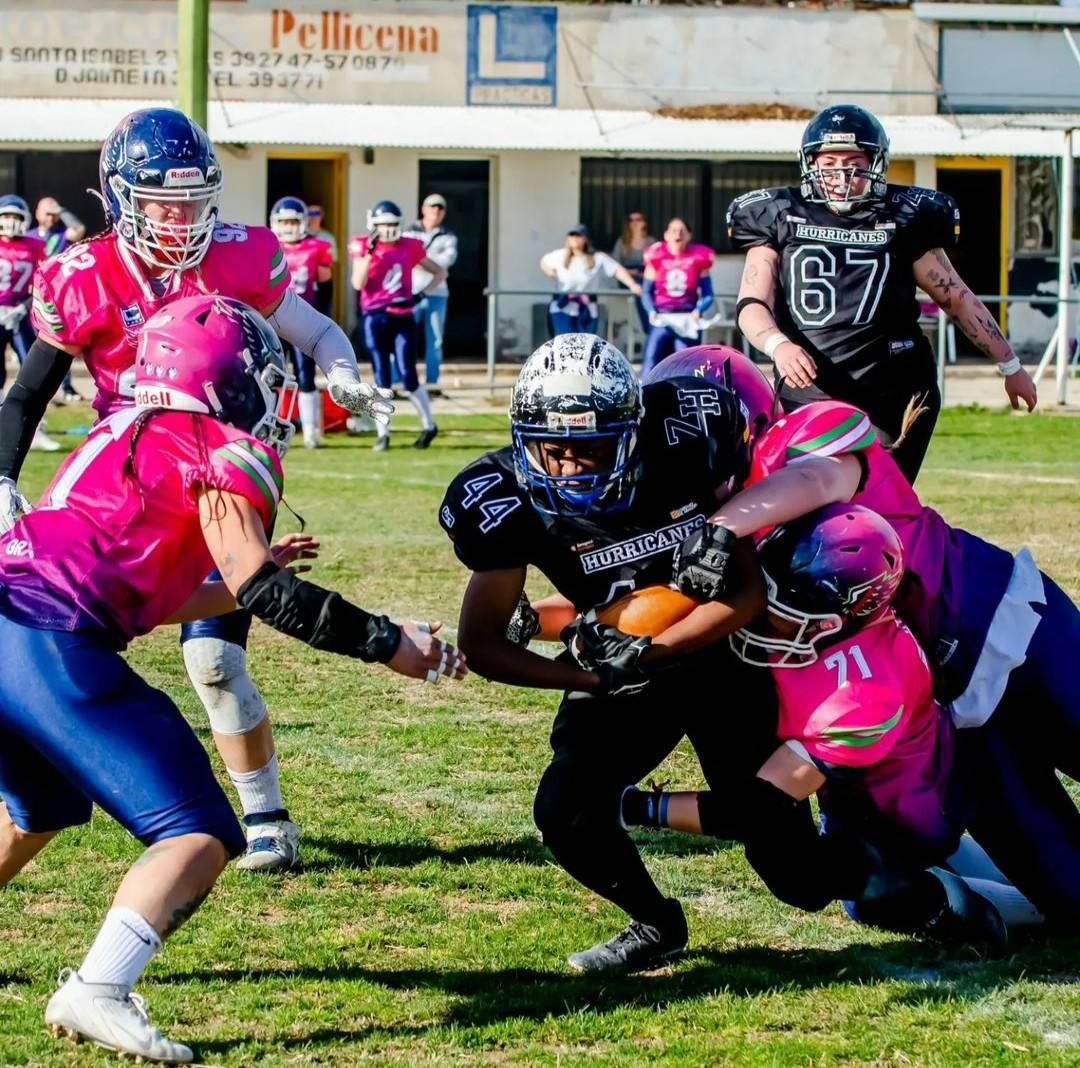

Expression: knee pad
xmin=182 ymin=638 xmax=268 ymax=736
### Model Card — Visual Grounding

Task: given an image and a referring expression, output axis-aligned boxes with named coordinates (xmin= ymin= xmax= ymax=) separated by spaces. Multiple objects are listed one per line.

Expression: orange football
xmin=595 ymin=584 xmax=699 ymax=637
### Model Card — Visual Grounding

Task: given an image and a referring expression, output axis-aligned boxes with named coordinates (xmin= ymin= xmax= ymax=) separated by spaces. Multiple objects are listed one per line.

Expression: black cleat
xmin=923 ymin=868 xmax=1007 ymax=952
xmin=373 ymin=435 xmax=390 ymax=453
xmin=568 ymin=900 xmax=687 ymax=974
xmin=413 ymin=426 xmax=439 ymax=449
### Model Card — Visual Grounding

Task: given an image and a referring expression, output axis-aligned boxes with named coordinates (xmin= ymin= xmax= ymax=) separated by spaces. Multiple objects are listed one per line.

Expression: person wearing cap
xmin=305 ymin=203 xmax=337 ymax=318
xmin=34 ymin=197 xmax=86 ymax=257
xmin=404 ymin=194 xmax=458 ymax=389
xmin=540 ymin=225 xmax=641 ymax=337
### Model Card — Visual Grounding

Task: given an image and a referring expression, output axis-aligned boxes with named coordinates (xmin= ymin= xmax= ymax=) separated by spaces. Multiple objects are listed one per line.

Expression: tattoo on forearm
xmin=163 ymin=890 xmax=210 ymax=938
xmin=220 ymin=551 xmax=235 ymax=579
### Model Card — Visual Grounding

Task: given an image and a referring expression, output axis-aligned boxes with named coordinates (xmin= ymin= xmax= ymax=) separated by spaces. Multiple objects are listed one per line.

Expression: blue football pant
xmin=641 ymin=325 xmax=691 ymax=378
xmin=363 ymin=309 xmax=420 ymax=393
xmin=0 ymin=614 xmax=244 ymax=855
xmin=0 ymin=315 xmax=34 ymax=391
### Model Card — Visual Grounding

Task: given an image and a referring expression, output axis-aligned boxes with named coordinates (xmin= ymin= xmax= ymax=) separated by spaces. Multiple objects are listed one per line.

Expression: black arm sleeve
xmin=236 ymin=560 xmax=402 ymax=663
xmin=0 ymin=338 xmax=74 ymax=481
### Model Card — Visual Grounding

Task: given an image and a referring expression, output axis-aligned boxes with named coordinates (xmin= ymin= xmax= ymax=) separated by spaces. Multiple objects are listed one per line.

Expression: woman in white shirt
xmin=540 ymin=224 xmax=641 ymax=336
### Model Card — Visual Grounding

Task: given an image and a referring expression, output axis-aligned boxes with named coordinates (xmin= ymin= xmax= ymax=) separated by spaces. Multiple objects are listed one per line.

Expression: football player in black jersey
xmin=729 ymin=103 xmax=1036 ymax=482
xmin=438 ymin=334 xmax=779 ymax=973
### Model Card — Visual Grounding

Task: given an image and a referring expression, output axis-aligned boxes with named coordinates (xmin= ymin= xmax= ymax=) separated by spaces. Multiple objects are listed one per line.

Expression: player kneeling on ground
xmin=440 ymin=334 xmax=783 ymax=974
xmin=0 ymin=296 xmax=464 ymax=1064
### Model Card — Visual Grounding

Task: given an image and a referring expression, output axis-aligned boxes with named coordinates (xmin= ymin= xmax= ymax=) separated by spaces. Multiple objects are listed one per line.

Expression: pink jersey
xmin=281 ymin=234 xmax=332 ymax=305
xmin=0 ymin=234 xmax=46 ymax=307
xmin=643 ymin=241 xmax=714 ymax=312
xmin=31 ymin=225 xmax=290 ymax=420
xmin=773 ymin=615 xmax=954 ymax=848
xmin=0 ymin=410 xmax=282 ymax=644
xmin=748 ymin=402 xmax=1016 ymax=700
xmin=347 ymin=234 xmax=426 ymax=315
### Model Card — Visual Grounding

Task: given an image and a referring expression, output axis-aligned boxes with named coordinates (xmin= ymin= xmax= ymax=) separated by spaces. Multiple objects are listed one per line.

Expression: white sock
xmin=298 ymin=391 xmax=319 ymax=437
xmin=409 ymin=386 xmax=435 ymax=431
xmin=79 ymin=907 xmax=161 ymax=988
xmin=227 ymin=754 xmax=284 ymax=817
xmin=376 ymin=419 xmax=390 ymax=440
xmin=962 ymin=876 xmax=1045 ymax=928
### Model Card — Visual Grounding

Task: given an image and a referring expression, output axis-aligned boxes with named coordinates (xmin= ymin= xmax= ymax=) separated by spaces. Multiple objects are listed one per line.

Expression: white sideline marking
xmin=927 ymin=467 xmax=1078 ymax=486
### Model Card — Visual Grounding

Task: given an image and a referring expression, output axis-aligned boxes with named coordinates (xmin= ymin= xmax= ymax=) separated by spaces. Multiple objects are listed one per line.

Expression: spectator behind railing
xmin=540 ymin=224 xmax=641 ymax=338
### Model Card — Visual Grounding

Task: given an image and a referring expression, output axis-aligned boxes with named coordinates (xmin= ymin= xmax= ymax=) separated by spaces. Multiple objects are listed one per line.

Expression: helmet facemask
xmin=0 ymin=209 xmax=28 ymax=238
xmin=729 ymin=569 xmax=844 ymax=668
xmin=512 ymin=414 xmax=640 ymax=518
xmin=113 ymin=168 xmax=222 ymax=271
xmin=800 ymin=141 xmax=887 ymax=214
xmin=270 ymin=214 xmax=305 ymax=244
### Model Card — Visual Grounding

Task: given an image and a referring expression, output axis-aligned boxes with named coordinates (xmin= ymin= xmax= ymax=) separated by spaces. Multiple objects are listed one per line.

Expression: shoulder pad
xmin=726 ymin=187 xmax=787 ymax=250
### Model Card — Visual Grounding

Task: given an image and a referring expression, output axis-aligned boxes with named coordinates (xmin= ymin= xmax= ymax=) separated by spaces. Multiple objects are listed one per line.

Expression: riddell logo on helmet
xmin=134 ymin=386 xmax=177 ymax=408
xmin=163 ymin=168 xmax=206 ymax=188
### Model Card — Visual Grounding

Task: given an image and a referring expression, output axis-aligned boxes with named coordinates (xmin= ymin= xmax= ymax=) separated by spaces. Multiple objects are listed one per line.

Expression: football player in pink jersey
xmin=669 ymin=395 xmax=1080 ymax=926
xmin=0 ymin=107 xmax=393 ymax=872
xmin=0 ymin=195 xmax=59 ymax=452
xmin=0 ymin=296 xmax=464 ymax=1062
xmin=626 ymin=504 xmax=1030 ymax=946
xmin=350 ymin=199 xmax=447 ymax=451
xmin=639 ymin=217 xmax=715 ymax=377
xmin=270 ymin=195 xmax=333 ymax=449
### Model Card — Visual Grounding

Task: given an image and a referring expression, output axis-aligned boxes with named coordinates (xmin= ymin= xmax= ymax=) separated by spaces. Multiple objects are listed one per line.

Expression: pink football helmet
xmin=731 ymin=503 xmax=905 ymax=668
xmin=134 ymin=295 xmax=296 ymax=455
xmin=644 ymin=345 xmax=777 ymax=446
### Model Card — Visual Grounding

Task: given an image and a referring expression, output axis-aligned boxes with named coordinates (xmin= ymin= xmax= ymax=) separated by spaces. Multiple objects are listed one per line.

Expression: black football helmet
xmin=799 ymin=104 xmax=889 ymax=212
xmin=510 ymin=334 xmax=644 ymax=517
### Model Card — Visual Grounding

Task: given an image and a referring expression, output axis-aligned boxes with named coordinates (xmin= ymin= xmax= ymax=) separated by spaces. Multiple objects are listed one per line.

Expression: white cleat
xmin=45 ymin=969 xmax=193 ymax=1064
xmin=235 ymin=817 xmax=301 ymax=872
xmin=31 ymin=427 xmax=61 ymax=452
xmin=302 ymin=430 xmax=321 ymax=450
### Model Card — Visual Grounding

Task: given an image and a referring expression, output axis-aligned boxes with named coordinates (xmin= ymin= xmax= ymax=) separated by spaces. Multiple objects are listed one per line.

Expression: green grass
xmin=2 ymin=405 xmax=1079 ymax=1066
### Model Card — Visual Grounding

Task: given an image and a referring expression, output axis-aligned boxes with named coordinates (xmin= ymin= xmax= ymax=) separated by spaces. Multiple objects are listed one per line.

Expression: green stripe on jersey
xmin=819 ymin=707 xmax=903 ymax=748
xmin=786 ymin=411 xmax=865 ymax=456
xmin=215 ymin=448 xmax=277 ymax=516
xmin=269 ymin=248 xmax=287 ymax=282
xmin=233 ymin=438 xmax=284 ymax=493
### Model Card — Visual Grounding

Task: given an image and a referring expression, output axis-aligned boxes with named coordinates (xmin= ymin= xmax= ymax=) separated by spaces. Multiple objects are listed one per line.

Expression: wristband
xmin=996 ymin=356 xmax=1022 ymax=376
xmin=735 ymin=296 xmax=773 ymax=323
xmin=763 ymin=332 xmax=788 ymax=360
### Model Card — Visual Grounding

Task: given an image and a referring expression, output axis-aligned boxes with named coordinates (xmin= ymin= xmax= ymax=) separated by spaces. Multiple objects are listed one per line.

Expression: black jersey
xmin=439 ymin=378 xmax=745 ymax=614
xmin=728 ymin=184 xmax=958 ymax=380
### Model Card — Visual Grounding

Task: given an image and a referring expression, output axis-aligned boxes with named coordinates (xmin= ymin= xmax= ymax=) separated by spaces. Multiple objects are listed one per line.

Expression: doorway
xmin=935 ymin=157 xmax=1009 ymax=344
xmin=417 ymin=159 xmax=490 ymax=359
xmin=267 ymin=154 xmax=347 ymax=322
xmin=0 ymin=150 xmax=104 ymax=236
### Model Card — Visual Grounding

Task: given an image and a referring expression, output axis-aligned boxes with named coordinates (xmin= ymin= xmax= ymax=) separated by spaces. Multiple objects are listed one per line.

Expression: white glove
xmin=0 ymin=477 xmax=31 ymax=535
xmin=0 ymin=304 xmax=27 ymax=331
xmin=326 ymin=369 xmax=395 ymax=426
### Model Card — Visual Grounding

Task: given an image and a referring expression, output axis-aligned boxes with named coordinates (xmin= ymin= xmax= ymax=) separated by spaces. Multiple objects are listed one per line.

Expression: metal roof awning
xmin=3 ymin=98 xmax=1077 ymax=158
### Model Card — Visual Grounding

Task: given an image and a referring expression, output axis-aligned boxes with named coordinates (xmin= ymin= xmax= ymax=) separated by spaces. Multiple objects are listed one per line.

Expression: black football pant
xmin=532 ymin=651 xmax=780 ymax=929
xmin=779 ymin=343 xmax=941 ymax=484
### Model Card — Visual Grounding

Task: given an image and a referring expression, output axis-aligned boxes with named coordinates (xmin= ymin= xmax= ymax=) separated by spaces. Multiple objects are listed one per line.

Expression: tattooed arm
xmin=914 ymin=248 xmax=1037 ymax=411
xmin=736 ymin=245 xmax=817 ymax=389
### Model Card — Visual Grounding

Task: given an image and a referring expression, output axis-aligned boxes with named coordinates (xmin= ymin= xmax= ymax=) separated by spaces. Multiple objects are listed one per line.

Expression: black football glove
xmin=672 ymin=523 xmax=738 ymax=602
xmin=562 ymin=617 xmax=651 ymax=697
xmin=505 ymin=591 xmax=541 ymax=647
xmin=366 ymin=225 xmax=380 ymax=250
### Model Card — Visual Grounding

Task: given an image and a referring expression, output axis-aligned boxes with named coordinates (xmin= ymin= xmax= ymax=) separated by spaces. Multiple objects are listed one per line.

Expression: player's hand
xmin=774 ymin=341 xmax=817 ymax=390
xmin=327 ymin=370 xmax=395 ymax=424
xmin=673 ymin=522 xmax=738 ymax=601
xmin=0 ymin=477 xmax=31 ymax=535
xmin=1005 ymin=367 xmax=1037 ymax=412
xmin=562 ymin=618 xmax=651 ymax=696
xmin=388 ymin=620 xmax=467 ymax=683
xmin=269 ymin=532 xmax=320 ymax=575
xmin=505 ymin=591 xmax=541 ymax=647
xmin=366 ymin=227 xmax=380 ymax=251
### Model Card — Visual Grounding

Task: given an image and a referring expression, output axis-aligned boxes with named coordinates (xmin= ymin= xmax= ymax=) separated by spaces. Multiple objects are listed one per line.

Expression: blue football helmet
xmin=99 ymin=107 xmax=223 ymax=271
xmin=0 ymin=195 xmax=30 ymax=238
xmin=269 ymin=196 xmax=307 ymax=244
xmin=366 ymin=199 xmax=402 ymax=242
xmin=510 ymin=334 xmax=644 ymax=518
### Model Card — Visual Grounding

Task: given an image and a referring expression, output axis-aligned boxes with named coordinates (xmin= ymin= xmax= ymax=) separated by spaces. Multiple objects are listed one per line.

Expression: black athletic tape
xmin=0 ymin=338 xmax=73 ymax=480
xmin=237 ymin=560 xmax=401 ymax=663
xmin=735 ymin=296 xmax=774 ymax=323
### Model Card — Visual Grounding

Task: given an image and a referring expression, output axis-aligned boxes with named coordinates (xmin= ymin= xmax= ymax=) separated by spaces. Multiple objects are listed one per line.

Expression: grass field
xmin=2 ymin=404 xmax=1079 ymax=1066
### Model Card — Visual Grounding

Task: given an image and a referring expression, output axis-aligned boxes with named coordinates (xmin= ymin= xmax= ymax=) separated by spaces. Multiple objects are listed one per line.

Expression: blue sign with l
xmin=466 ymin=4 xmax=557 ymax=107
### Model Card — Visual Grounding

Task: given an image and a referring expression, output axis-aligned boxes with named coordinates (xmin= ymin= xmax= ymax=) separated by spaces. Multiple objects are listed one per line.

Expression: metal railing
xmin=484 ymin=287 xmax=1078 ymax=404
